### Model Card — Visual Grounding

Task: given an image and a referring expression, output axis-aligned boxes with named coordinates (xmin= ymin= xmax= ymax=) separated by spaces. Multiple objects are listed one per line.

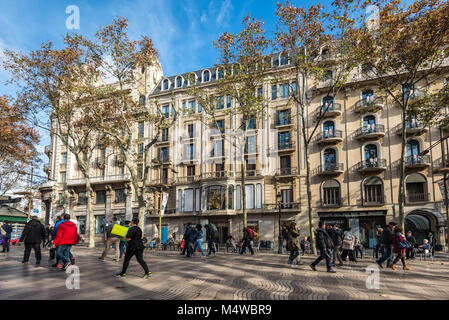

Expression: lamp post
xmin=277 ymin=192 xmax=283 ymax=254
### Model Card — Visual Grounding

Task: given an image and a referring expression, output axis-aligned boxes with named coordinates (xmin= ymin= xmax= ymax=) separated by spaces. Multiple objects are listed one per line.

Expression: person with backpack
xmin=240 ymin=227 xmax=255 ymax=255
xmin=390 ymin=225 xmax=410 ymax=270
xmin=286 ymin=222 xmax=301 ymax=266
xmin=19 ymin=213 xmax=46 ymax=265
xmin=52 ymin=214 xmax=78 ymax=270
xmin=331 ymin=224 xmax=343 ymax=266
xmin=99 ymin=216 xmax=120 ymax=262
xmin=341 ymin=228 xmax=357 ymax=262
xmin=205 ymin=224 xmax=217 ymax=256
xmin=1 ymin=221 xmax=13 ymax=253
xmin=310 ymin=222 xmax=336 ymax=273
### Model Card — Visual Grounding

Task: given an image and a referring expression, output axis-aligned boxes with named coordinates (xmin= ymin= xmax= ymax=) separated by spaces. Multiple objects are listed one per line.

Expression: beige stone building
xmin=40 ymin=53 xmax=449 ymax=249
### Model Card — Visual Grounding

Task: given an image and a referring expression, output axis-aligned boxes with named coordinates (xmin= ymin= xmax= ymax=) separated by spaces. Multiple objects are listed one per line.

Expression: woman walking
xmin=391 ymin=226 xmax=410 ymax=270
xmin=286 ymin=222 xmax=301 ymax=266
xmin=341 ymin=228 xmax=357 ymax=262
xmin=192 ymin=224 xmax=206 ymax=258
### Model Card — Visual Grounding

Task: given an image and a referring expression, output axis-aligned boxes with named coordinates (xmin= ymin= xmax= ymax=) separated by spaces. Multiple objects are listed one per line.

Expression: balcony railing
xmin=397 ymin=120 xmax=427 ymax=135
xmin=318 ymin=163 xmax=344 ymax=174
xmin=263 ymin=202 xmax=301 ymax=210
xmin=148 ymin=178 xmax=174 ymax=186
xmin=316 ymin=102 xmax=342 ymax=117
xmin=202 ymin=171 xmax=235 ymax=179
xmin=316 ymin=130 xmax=343 ymax=144
xmin=278 ymin=140 xmax=296 ymax=151
xmin=354 ymin=97 xmax=384 ymax=113
xmin=157 ymin=134 xmax=170 ymax=143
xmin=244 ymin=145 xmax=258 ymax=155
xmin=405 ymin=155 xmax=430 ymax=167
xmin=177 ymin=176 xmax=201 ymax=184
xmin=236 ymin=170 xmax=262 ymax=177
xmin=322 ymin=199 xmax=341 ymax=207
xmin=275 ymin=115 xmax=292 ymax=127
xmin=275 ymin=167 xmax=298 ymax=176
xmin=355 ymin=124 xmax=385 ymax=139
xmin=67 ymin=174 xmax=131 ymax=186
xmin=406 ymin=192 xmax=430 ymax=203
xmin=182 ymin=154 xmax=198 ymax=162
xmin=363 ymin=196 xmax=385 ymax=206
xmin=95 ymin=157 xmax=106 ymax=168
xmin=356 ymin=158 xmax=387 ymax=171
xmin=115 ymin=155 xmax=125 ymax=166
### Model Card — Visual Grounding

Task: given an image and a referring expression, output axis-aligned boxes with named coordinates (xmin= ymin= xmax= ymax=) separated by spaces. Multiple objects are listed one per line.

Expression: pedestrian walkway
xmin=0 ymin=246 xmax=448 ymax=300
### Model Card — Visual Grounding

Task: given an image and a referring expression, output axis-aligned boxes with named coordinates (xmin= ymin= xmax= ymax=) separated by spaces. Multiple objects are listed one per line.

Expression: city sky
xmin=0 ymin=0 xmax=334 ymax=181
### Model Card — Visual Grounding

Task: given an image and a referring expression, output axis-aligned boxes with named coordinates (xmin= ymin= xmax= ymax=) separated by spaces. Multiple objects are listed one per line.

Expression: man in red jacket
xmin=52 ymin=214 xmax=78 ymax=270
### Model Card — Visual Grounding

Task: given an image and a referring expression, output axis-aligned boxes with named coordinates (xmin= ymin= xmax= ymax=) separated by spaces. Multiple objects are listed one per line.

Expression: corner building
xmin=40 ymin=52 xmax=449 ymax=249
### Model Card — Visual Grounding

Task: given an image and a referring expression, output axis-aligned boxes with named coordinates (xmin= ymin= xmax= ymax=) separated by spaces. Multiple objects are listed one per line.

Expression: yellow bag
xmin=111 ymin=224 xmax=129 ymax=238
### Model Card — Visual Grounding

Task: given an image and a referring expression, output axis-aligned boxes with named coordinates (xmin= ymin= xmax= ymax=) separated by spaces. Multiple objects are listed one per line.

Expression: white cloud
xmin=200 ymin=11 xmax=208 ymax=24
xmin=216 ymin=0 xmax=234 ymax=27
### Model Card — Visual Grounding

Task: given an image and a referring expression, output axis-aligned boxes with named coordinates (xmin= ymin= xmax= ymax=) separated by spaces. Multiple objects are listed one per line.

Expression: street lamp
xmin=276 ymin=192 xmax=283 ymax=254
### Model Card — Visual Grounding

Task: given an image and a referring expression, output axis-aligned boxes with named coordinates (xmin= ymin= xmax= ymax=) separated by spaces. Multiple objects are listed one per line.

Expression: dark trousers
xmin=288 ymin=250 xmax=300 ymax=264
xmin=185 ymin=240 xmax=193 ymax=257
xmin=341 ymin=249 xmax=356 ymax=261
xmin=208 ymin=240 xmax=216 ymax=255
xmin=393 ymin=251 xmax=406 ymax=267
xmin=311 ymin=248 xmax=333 ymax=270
xmin=239 ymin=240 xmax=254 ymax=255
xmin=332 ymin=245 xmax=343 ymax=264
xmin=2 ymin=236 xmax=10 ymax=252
xmin=406 ymin=247 xmax=415 ymax=259
xmin=377 ymin=244 xmax=393 ymax=266
xmin=120 ymin=248 xmax=149 ymax=275
xmin=373 ymin=243 xmax=381 ymax=259
xmin=23 ymin=243 xmax=41 ymax=262
xmin=355 ymin=247 xmax=363 ymax=258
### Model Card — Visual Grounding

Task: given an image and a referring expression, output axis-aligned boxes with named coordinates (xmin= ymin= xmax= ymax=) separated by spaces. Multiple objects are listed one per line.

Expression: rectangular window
xmin=236 ymin=185 xmax=241 ymax=210
xmin=60 ymin=172 xmax=66 ymax=183
xmin=77 ymin=216 xmax=86 ymax=234
xmin=247 ymin=117 xmax=256 ymax=129
xmin=58 ymin=193 xmax=65 ymax=206
xmin=281 ymin=189 xmax=293 ymax=208
xmin=217 ymin=96 xmax=224 ymax=109
xmin=96 ymin=190 xmax=106 ymax=204
xmin=198 ymin=103 xmax=202 ymax=113
xmin=159 ymin=147 xmax=169 ymax=162
xmin=245 ymin=184 xmax=255 ymax=210
xmin=226 ymin=95 xmax=231 ymax=108
xmin=162 ymin=168 xmax=168 ymax=184
xmin=115 ymin=189 xmax=126 ymax=203
xmin=278 ymin=109 xmax=291 ymax=125
xmin=256 ymin=184 xmax=262 ymax=209
xmin=272 ymin=85 xmax=277 ymax=100
xmin=61 ymin=153 xmax=67 ymax=163
xmin=195 ymin=188 xmax=201 ymax=212
xmin=215 ymin=140 xmax=224 ymax=157
xmin=184 ymin=189 xmax=194 ymax=212
xmin=216 ymin=120 xmax=224 ymax=132
xmin=246 ymin=136 xmax=256 ymax=154
xmin=138 ymin=143 xmax=144 ymax=159
xmin=95 ymin=215 xmax=105 ymax=234
xmin=257 ymin=87 xmax=263 ymax=97
xmin=137 ymin=164 xmax=143 ymax=180
xmin=279 ymin=131 xmax=291 ymax=149
xmin=162 ymin=105 xmax=170 ymax=118
xmin=177 ymin=189 xmax=182 ymax=212
xmin=161 ymin=128 xmax=169 ymax=141
xmin=138 ymin=121 xmax=145 ymax=139
xmin=291 ymin=81 xmax=297 ymax=95
xmin=280 ymin=83 xmax=289 ymax=98
xmin=77 ymin=192 xmax=87 ymax=205
xmin=187 ymin=165 xmax=195 ymax=177
xmin=188 ymin=124 xmax=195 ymax=138
xmin=188 ymin=100 xmax=196 ymax=114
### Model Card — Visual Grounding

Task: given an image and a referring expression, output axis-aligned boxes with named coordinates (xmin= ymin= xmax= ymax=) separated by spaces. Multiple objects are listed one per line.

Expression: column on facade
xmin=105 ymin=185 xmax=113 ymax=220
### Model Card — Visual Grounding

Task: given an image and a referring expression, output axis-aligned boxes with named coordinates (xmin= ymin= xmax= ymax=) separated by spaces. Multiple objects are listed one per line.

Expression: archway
xmin=405 ymin=211 xmax=434 ymax=245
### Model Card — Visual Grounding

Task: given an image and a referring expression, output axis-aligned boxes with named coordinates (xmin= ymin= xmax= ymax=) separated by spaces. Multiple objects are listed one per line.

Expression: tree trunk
xmin=241 ymin=156 xmax=247 ymax=229
xmin=398 ymin=108 xmax=407 ymax=230
xmin=85 ymin=178 xmax=96 ymax=248
xmin=138 ymin=193 xmax=145 ymax=232
xmin=304 ymin=140 xmax=316 ymax=254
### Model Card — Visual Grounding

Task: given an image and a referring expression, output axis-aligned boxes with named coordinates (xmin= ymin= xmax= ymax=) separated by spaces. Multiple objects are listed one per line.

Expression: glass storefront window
xmin=95 ymin=215 xmax=105 ymax=234
xmin=77 ymin=216 xmax=86 ymax=234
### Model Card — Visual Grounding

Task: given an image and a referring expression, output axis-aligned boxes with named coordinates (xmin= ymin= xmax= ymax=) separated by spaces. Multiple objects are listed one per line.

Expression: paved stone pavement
xmin=1 ymin=246 xmax=448 ymax=300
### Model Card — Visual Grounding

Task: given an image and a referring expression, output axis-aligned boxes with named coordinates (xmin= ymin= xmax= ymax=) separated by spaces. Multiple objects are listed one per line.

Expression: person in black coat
xmin=19 ymin=214 xmax=46 ymax=265
xmin=376 ymin=222 xmax=396 ymax=268
xmin=427 ymin=231 xmax=437 ymax=257
xmin=405 ymin=231 xmax=416 ymax=259
xmin=239 ymin=228 xmax=255 ymax=255
xmin=331 ymin=224 xmax=343 ymax=266
xmin=310 ymin=222 xmax=336 ymax=273
xmin=2 ymin=221 xmax=13 ymax=253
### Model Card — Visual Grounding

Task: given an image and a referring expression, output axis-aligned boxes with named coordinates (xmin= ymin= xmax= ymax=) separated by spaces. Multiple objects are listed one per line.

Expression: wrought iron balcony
xmin=363 ymin=196 xmax=385 ymax=206
xmin=263 ymin=202 xmax=301 ymax=210
xmin=396 ymin=120 xmax=428 ymax=135
xmin=354 ymin=97 xmax=384 ymax=114
xmin=356 ymin=158 xmax=387 ymax=173
xmin=318 ymin=163 xmax=344 ymax=176
xmin=202 ymin=171 xmax=235 ymax=180
xmin=316 ymin=102 xmax=342 ymax=118
xmin=355 ymin=124 xmax=385 ymax=140
xmin=316 ymin=130 xmax=343 ymax=145
xmin=177 ymin=176 xmax=201 ymax=184
xmin=406 ymin=192 xmax=430 ymax=204
xmin=275 ymin=167 xmax=298 ymax=177
xmin=277 ymin=140 xmax=296 ymax=151
xmin=405 ymin=155 xmax=430 ymax=170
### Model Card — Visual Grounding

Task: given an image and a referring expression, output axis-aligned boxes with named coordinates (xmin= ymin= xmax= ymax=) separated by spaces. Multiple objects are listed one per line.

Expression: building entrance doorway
xmin=405 ymin=212 xmax=432 ymax=245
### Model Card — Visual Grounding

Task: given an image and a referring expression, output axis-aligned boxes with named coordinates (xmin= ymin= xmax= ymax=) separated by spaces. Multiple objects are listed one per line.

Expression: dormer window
xmin=217 ymin=68 xmax=224 ymax=79
xmin=176 ymin=76 xmax=183 ymax=88
xmin=280 ymin=52 xmax=289 ymax=66
xmin=162 ymin=79 xmax=169 ymax=91
xmin=203 ymin=70 xmax=210 ymax=83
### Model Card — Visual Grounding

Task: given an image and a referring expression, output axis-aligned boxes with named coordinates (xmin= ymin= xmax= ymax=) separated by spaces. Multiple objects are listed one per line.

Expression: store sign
xmin=161 ymin=193 xmax=169 ymax=216
xmin=32 ymin=199 xmax=43 ymax=218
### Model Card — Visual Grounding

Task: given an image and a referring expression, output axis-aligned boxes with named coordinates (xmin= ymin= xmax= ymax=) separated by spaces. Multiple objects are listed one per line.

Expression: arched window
xmin=207 ymin=185 xmax=226 ymax=210
xmin=280 ymin=52 xmax=289 ymax=66
xmin=363 ymin=176 xmax=384 ymax=204
xmin=322 ymin=179 xmax=341 ymax=206
xmin=362 ymin=89 xmax=374 ymax=103
xmin=162 ymin=79 xmax=169 ymax=91
xmin=324 ymin=148 xmax=337 ymax=170
xmin=406 ymin=114 xmax=419 ymax=129
xmin=364 ymin=144 xmax=378 ymax=166
xmin=363 ymin=115 xmax=376 ymax=133
xmin=323 ymin=121 xmax=335 ymax=138
xmin=203 ymin=70 xmax=210 ymax=82
xmin=176 ymin=76 xmax=183 ymax=88
xmin=406 ymin=140 xmax=420 ymax=164
xmin=323 ymin=96 xmax=335 ymax=111
xmin=405 ymin=173 xmax=428 ymax=202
